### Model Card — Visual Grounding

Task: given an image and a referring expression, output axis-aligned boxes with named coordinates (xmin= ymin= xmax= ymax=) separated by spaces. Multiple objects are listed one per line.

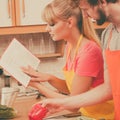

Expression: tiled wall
xmin=0 ymin=32 xmax=56 ymax=55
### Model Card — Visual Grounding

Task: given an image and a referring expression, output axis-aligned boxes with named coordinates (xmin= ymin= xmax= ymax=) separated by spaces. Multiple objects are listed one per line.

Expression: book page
xmin=0 ymin=38 xmax=40 ymax=87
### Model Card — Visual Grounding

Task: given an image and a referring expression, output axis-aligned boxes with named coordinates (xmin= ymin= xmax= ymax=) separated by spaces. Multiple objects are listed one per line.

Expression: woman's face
xmin=46 ymin=19 xmax=70 ymax=41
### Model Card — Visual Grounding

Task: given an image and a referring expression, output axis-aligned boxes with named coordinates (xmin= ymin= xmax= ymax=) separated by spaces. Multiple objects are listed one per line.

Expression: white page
xmin=0 ymin=38 xmax=40 ymax=87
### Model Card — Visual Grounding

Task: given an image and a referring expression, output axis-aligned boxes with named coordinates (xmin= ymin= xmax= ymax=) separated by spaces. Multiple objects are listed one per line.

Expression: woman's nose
xmin=46 ymin=25 xmax=51 ymax=32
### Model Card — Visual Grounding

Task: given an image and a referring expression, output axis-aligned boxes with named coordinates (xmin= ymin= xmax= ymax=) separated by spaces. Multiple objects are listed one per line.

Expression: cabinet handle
xmin=22 ymin=0 xmax=25 ymax=17
xmin=8 ymin=0 xmax=12 ymax=18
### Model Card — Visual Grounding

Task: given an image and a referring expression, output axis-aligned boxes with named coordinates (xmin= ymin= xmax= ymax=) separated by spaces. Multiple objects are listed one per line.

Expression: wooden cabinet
xmin=0 ymin=0 xmax=52 ymax=34
xmin=0 ymin=0 xmax=109 ymax=59
xmin=0 ymin=0 xmax=15 ymax=27
xmin=17 ymin=0 xmax=52 ymax=26
xmin=0 ymin=33 xmax=65 ymax=58
xmin=0 ymin=0 xmax=65 ymax=58
xmin=0 ymin=0 xmax=52 ymax=27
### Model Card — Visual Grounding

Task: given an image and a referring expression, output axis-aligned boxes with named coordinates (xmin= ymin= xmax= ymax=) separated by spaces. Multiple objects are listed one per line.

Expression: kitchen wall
xmin=0 ymin=33 xmax=66 ymax=91
xmin=36 ymin=56 xmax=66 ymax=91
xmin=38 ymin=57 xmax=65 ymax=78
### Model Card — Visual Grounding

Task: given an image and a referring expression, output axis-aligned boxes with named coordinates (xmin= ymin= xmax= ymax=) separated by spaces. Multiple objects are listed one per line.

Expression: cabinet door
xmin=0 ymin=0 xmax=15 ymax=27
xmin=17 ymin=0 xmax=52 ymax=26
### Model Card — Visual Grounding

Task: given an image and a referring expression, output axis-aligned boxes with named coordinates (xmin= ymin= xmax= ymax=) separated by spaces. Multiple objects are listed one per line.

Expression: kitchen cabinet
xmin=16 ymin=0 xmax=53 ymax=26
xmin=0 ymin=0 xmax=52 ymax=27
xmin=0 ymin=33 xmax=65 ymax=58
xmin=0 ymin=0 xmax=109 ymax=59
xmin=0 ymin=22 xmax=110 ymax=59
xmin=0 ymin=0 xmax=53 ymax=34
xmin=0 ymin=0 xmax=65 ymax=58
xmin=0 ymin=0 xmax=15 ymax=27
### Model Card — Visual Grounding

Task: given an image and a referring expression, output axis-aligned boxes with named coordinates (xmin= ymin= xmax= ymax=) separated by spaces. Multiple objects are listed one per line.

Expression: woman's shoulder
xmin=76 ymin=40 xmax=103 ymax=64
xmin=80 ymin=40 xmax=102 ymax=53
xmin=76 ymin=40 xmax=102 ymax=60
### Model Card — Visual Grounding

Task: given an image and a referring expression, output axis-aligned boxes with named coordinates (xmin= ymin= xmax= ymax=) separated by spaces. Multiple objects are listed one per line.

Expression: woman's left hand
xmin=28 ymin=80 xmax=40 ymax=88
xmin=22 ymin=65 xmax=38 ymax=76
xmin=21 ymin=65 xmax=51 ymax=82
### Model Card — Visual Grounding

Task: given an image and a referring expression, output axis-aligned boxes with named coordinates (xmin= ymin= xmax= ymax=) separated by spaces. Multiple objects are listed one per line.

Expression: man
xmin=40 ymin=0 xmax=120 ymax=119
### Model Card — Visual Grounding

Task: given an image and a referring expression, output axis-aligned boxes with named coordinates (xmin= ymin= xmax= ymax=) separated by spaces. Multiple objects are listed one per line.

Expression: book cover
xmin=0 ymin=38 xmax=40 ymax=87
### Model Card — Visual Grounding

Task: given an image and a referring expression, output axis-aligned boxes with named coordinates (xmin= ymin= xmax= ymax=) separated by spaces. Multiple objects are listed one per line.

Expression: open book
xmin=0 ymin=38 xmax=40 ymax=87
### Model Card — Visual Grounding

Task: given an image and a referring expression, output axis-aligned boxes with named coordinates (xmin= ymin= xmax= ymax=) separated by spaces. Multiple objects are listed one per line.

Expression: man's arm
xmin=39 ymin=69 xmax=112 ymax=113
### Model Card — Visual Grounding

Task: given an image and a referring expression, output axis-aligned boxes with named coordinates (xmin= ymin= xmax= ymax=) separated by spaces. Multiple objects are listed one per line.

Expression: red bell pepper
xmin=28 ymin=104 xmax=48 ymax=120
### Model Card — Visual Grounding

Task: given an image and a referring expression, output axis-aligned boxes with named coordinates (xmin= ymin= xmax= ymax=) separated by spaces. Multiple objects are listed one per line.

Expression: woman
xmin=22 ymin=0 xmax=113 ymax=119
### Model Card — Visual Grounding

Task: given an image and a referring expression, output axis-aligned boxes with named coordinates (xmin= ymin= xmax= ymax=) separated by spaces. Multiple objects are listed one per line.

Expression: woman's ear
xmin=67 ymin=17 xmax=75 ymax=28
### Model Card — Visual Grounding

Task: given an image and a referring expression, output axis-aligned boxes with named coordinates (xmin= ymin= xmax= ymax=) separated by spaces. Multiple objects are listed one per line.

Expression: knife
xmin=43 ymin=111 xmax=81 ymax=119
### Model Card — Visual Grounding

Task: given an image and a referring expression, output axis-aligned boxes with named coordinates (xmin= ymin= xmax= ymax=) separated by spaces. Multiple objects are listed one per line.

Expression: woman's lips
xmin=50 ymin=34 xmax=54 ymax=38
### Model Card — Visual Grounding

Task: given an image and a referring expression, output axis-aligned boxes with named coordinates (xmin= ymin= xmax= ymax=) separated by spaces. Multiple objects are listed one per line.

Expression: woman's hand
xmin=21 ymin=65 xmax=51 ymax=82
xmin=28 ymin=80 xmax=40 ymax=88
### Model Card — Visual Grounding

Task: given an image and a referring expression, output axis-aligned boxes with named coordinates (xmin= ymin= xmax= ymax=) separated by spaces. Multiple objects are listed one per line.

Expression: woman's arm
xmin=22 ymin=66 xmax=69 ymax=93
xmin=29 ymin=81 xmax=69 ymax=98
xmin=48 ymin=75 xmax=69 ymax=94
xmin=70 ymin=42 xmax=103 ymax=96
xmin=70 ymin=74 xmax=93 ymax=95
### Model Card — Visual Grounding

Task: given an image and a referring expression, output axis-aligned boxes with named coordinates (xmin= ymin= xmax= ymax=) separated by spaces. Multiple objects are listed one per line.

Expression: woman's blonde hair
xmin=42 ymin=0 xmax=101 ymax=46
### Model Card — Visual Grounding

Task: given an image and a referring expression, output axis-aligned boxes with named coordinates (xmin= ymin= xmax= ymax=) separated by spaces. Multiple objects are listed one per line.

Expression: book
xmin=0 ymin=38 xmax=40 ymax=87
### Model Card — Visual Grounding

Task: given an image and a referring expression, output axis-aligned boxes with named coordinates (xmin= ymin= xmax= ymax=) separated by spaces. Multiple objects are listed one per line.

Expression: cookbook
xmin=0 ymin=38 xmax=40 ymax=87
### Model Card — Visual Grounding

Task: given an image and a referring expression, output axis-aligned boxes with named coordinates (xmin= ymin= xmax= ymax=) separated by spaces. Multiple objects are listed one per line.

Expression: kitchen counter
xmin=11 ymin=95 xmax=80 ymax=120
xmin=12 ymin=95 xmax=41 ymax=120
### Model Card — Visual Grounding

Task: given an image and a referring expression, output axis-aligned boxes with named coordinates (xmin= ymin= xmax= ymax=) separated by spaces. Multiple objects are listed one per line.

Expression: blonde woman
xmin=22 ymin=0 xmax=113 ymax=119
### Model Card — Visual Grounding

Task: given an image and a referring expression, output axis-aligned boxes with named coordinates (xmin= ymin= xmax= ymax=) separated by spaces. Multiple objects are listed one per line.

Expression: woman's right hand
xmin=21 ymin=65 xmax=51 ymax=82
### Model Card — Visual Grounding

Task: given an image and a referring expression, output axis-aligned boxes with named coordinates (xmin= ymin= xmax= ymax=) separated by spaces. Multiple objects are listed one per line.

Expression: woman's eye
xmin=49 ymin=23 xmax=55 ymax=26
